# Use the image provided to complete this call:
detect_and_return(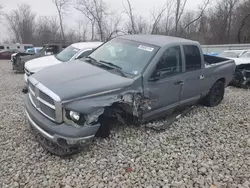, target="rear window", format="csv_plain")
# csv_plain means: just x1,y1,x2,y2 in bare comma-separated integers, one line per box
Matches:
0,46,4,49
183,45,201,72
